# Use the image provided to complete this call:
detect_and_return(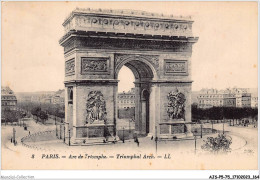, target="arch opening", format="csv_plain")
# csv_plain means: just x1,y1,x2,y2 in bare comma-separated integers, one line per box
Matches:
115,57,157,80
116,59,156,136
117,65,136,139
